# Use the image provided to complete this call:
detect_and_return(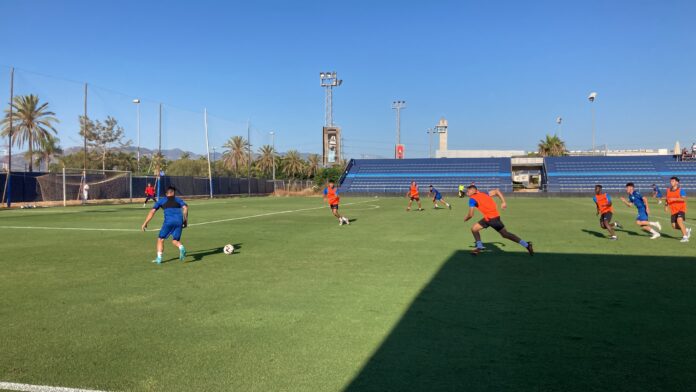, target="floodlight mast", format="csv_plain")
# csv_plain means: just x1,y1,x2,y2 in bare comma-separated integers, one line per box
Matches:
392,100,406,158
588,92,597,153
320,71,342,127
